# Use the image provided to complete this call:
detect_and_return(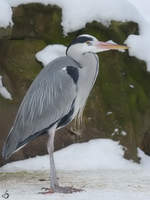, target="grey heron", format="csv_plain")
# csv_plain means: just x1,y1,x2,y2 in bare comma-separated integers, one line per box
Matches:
2,34,128,193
